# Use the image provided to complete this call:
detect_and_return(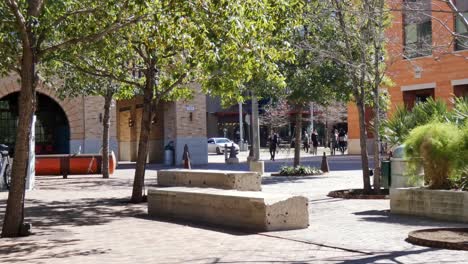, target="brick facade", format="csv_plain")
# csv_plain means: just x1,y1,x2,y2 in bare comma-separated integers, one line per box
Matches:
117,83,207,165
347,0,468,154
0,73,118,155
